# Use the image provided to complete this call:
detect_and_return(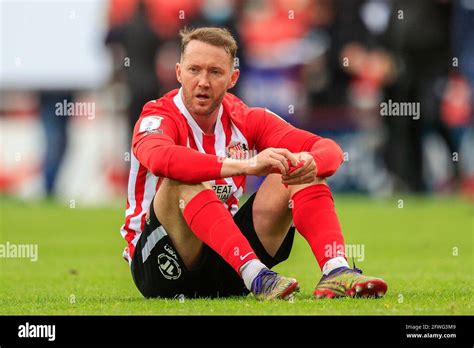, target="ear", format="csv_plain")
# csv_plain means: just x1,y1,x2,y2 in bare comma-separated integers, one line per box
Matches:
176,62,182,84
228,69,240,90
